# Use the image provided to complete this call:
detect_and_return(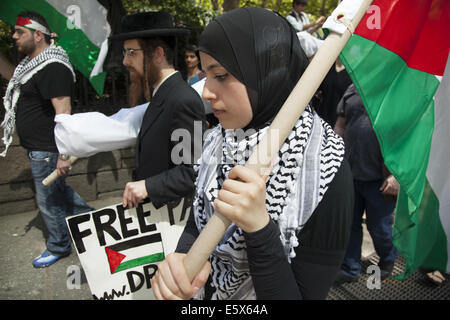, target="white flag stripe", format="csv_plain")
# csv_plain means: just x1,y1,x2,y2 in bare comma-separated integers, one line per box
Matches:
46,0,110,47
427,53,450,272
322,0,364,35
